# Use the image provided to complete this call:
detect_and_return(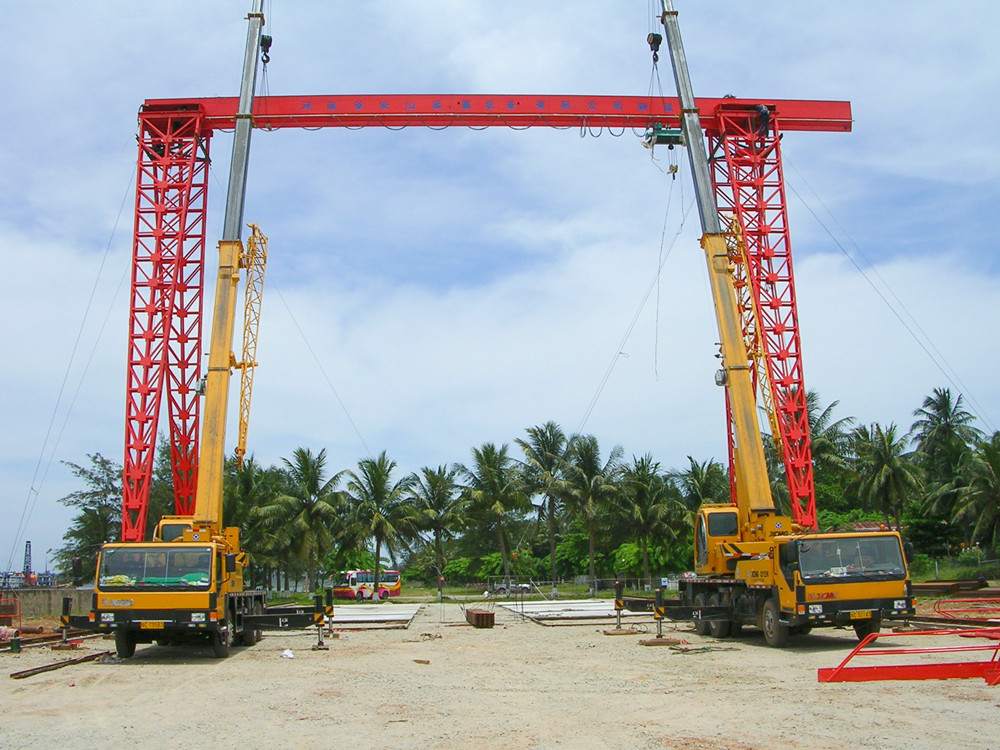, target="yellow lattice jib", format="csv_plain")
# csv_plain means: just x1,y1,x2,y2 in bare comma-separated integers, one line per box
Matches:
233,223,268,469
725,219,781,456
